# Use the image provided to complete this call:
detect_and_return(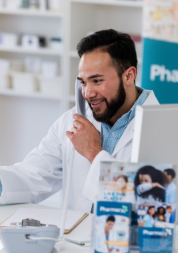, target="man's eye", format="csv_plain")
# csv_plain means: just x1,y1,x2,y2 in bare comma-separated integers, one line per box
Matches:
94,79,102,83
81,81,86,85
